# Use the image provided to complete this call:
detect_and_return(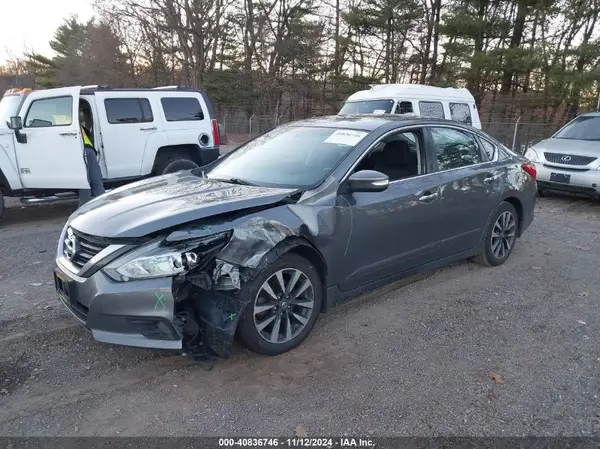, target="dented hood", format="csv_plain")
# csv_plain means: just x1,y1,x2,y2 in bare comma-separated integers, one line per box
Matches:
68,171,297,238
